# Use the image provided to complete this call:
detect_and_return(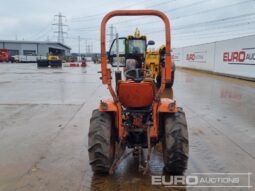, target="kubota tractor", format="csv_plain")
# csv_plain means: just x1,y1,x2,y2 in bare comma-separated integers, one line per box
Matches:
88,10,189,175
